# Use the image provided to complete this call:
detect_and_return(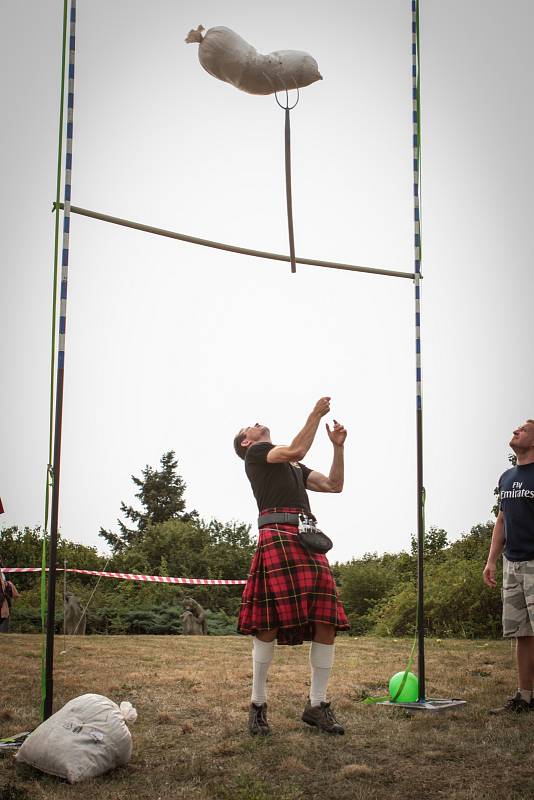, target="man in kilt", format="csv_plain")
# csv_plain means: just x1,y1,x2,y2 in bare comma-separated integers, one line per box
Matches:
234,397,349,735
